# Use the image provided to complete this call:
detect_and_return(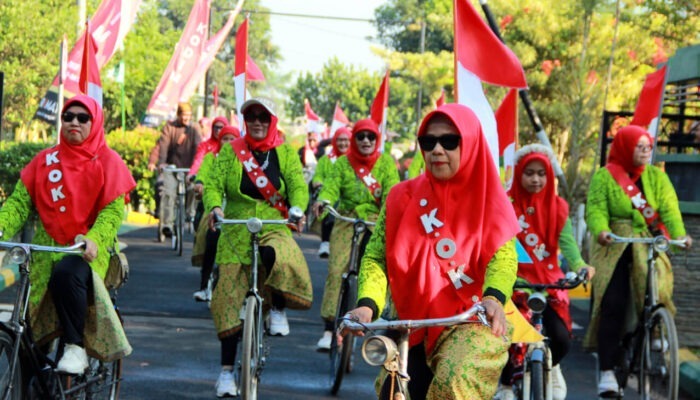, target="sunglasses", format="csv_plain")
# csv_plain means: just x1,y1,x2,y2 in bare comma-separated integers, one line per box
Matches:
61,112,91,124
355,132,377,142
244,112,271,124
418,134,461,151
